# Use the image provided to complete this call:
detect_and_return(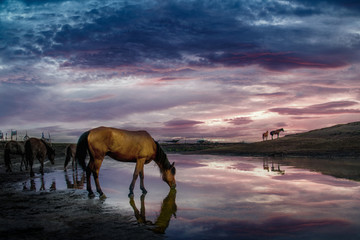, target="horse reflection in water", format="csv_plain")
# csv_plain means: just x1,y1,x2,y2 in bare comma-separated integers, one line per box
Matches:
64,170,86,189
4,140,27,172
263,158,285,175
75,127,176,198
129,189,177,234
22,177,56,192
